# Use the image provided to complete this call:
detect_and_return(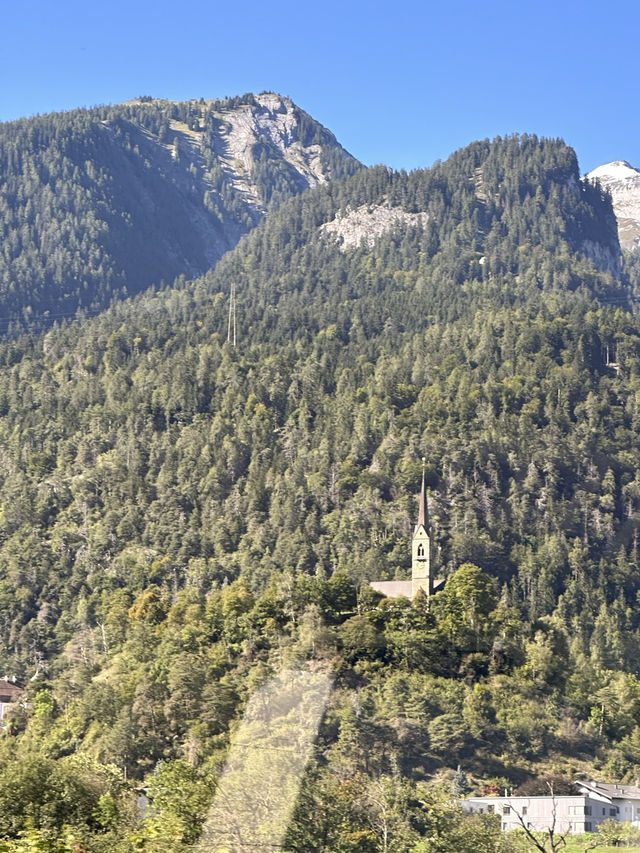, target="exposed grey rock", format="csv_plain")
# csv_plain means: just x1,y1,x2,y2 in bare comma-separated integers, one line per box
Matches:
580,238,621,277
320,204,428,250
